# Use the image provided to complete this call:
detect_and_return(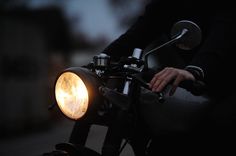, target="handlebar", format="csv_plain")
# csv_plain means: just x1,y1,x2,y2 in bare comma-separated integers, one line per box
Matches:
131,73,206,98
179,80,206,96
